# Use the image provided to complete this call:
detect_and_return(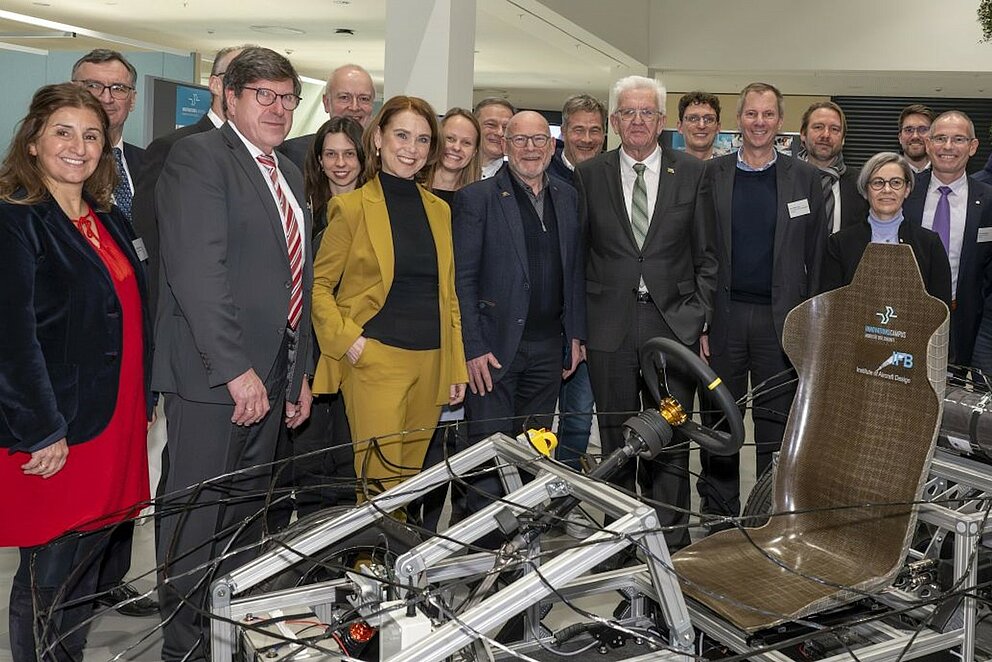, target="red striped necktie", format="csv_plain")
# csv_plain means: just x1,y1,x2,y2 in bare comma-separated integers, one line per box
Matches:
256,154,304,330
